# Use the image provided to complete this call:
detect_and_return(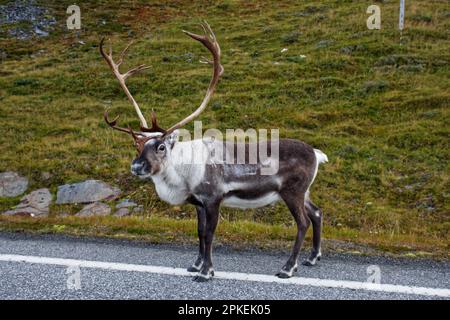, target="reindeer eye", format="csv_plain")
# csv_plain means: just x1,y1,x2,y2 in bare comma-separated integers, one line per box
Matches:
157,144,166,152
